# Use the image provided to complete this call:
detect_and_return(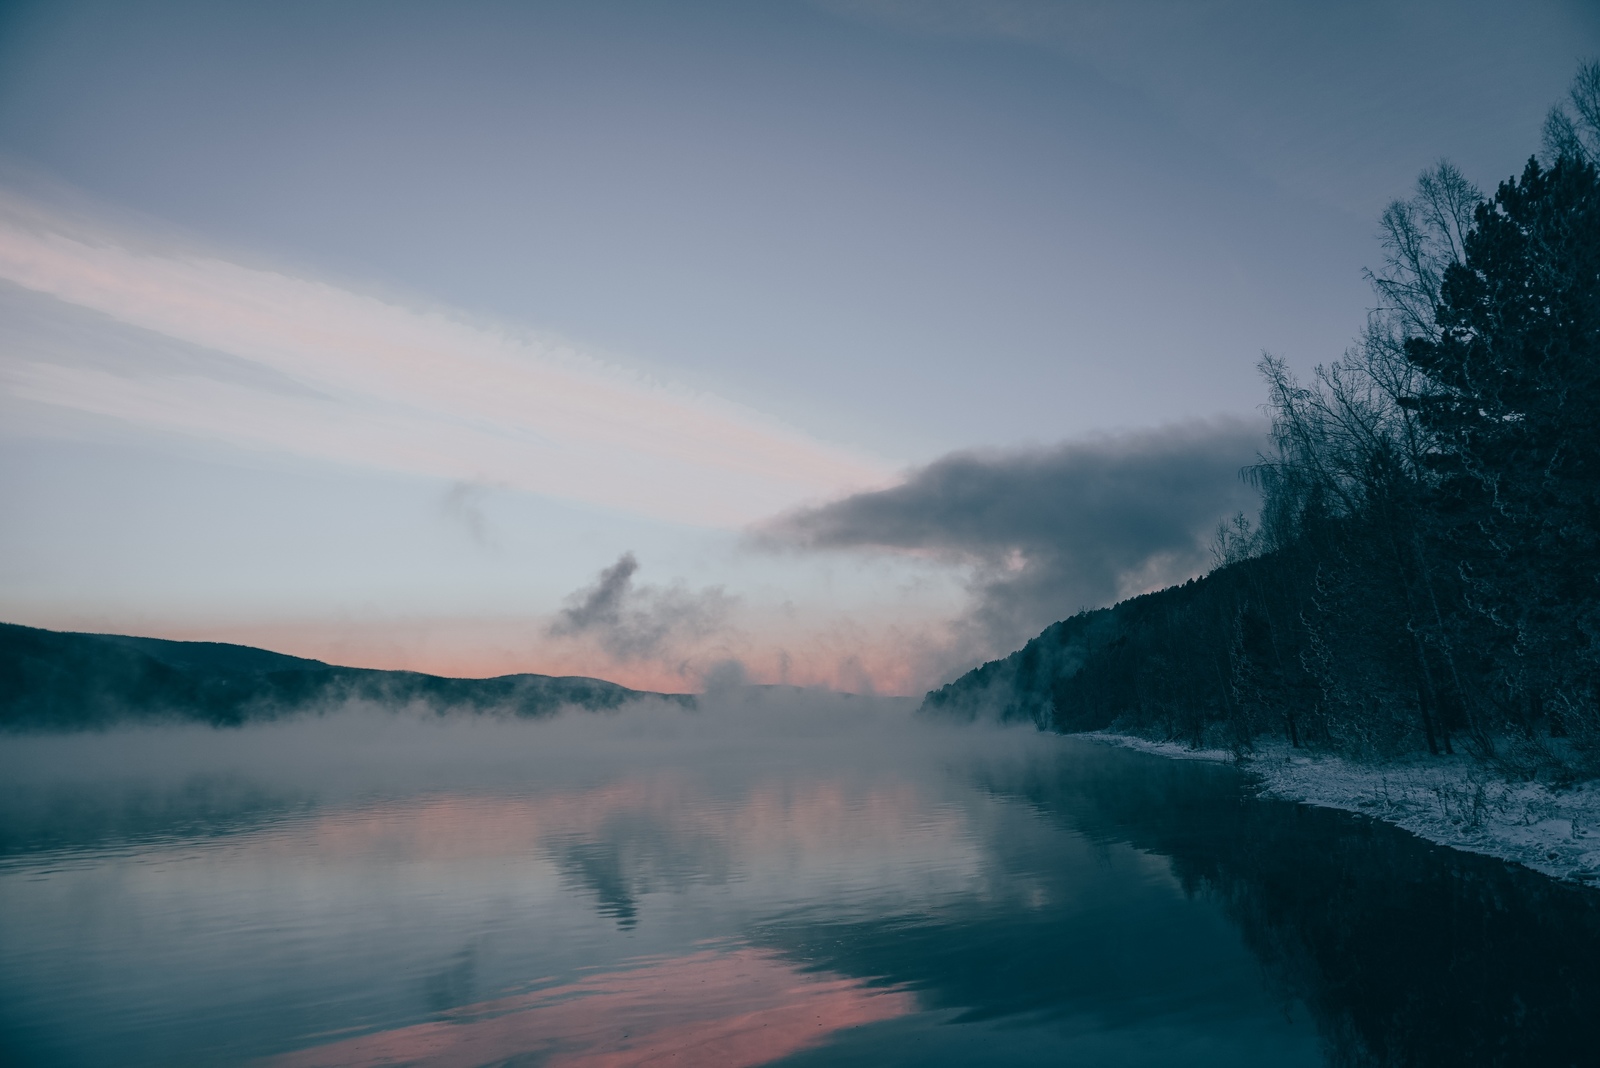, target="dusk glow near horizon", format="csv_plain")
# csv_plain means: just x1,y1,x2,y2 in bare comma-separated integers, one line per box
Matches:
1,0,1595,692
